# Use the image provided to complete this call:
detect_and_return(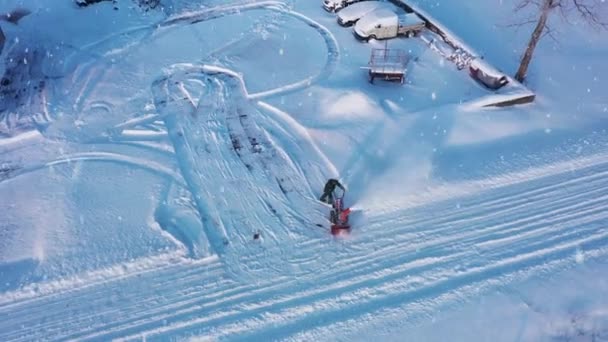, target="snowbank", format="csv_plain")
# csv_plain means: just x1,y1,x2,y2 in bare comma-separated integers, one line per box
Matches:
389,0,535,107
461,89,536,109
